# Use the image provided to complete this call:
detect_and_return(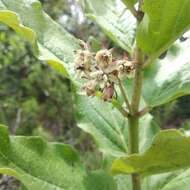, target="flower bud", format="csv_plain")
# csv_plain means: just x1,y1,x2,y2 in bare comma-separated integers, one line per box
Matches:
83,80,98,96
123,61,134,73
118,60,134,80
95,49,112,71
74,50,93,73
102,83,115,101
